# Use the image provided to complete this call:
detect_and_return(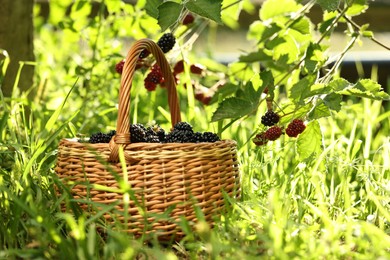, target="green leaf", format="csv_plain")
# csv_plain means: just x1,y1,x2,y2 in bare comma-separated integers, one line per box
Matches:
336,79,390,100
185,0,222,24
346,0,368,16
297,120,323,160
260,0,301,20
157,1,183,31
210,83,239,104
212,81,261,122
289,75,317,103
221,0,244,29
145,0,161,19
290,16,311,35
308,101,331,120
239,50,271,63
328,78,350,91
323,93,342,111
211,97,253,122
316,0,340,11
